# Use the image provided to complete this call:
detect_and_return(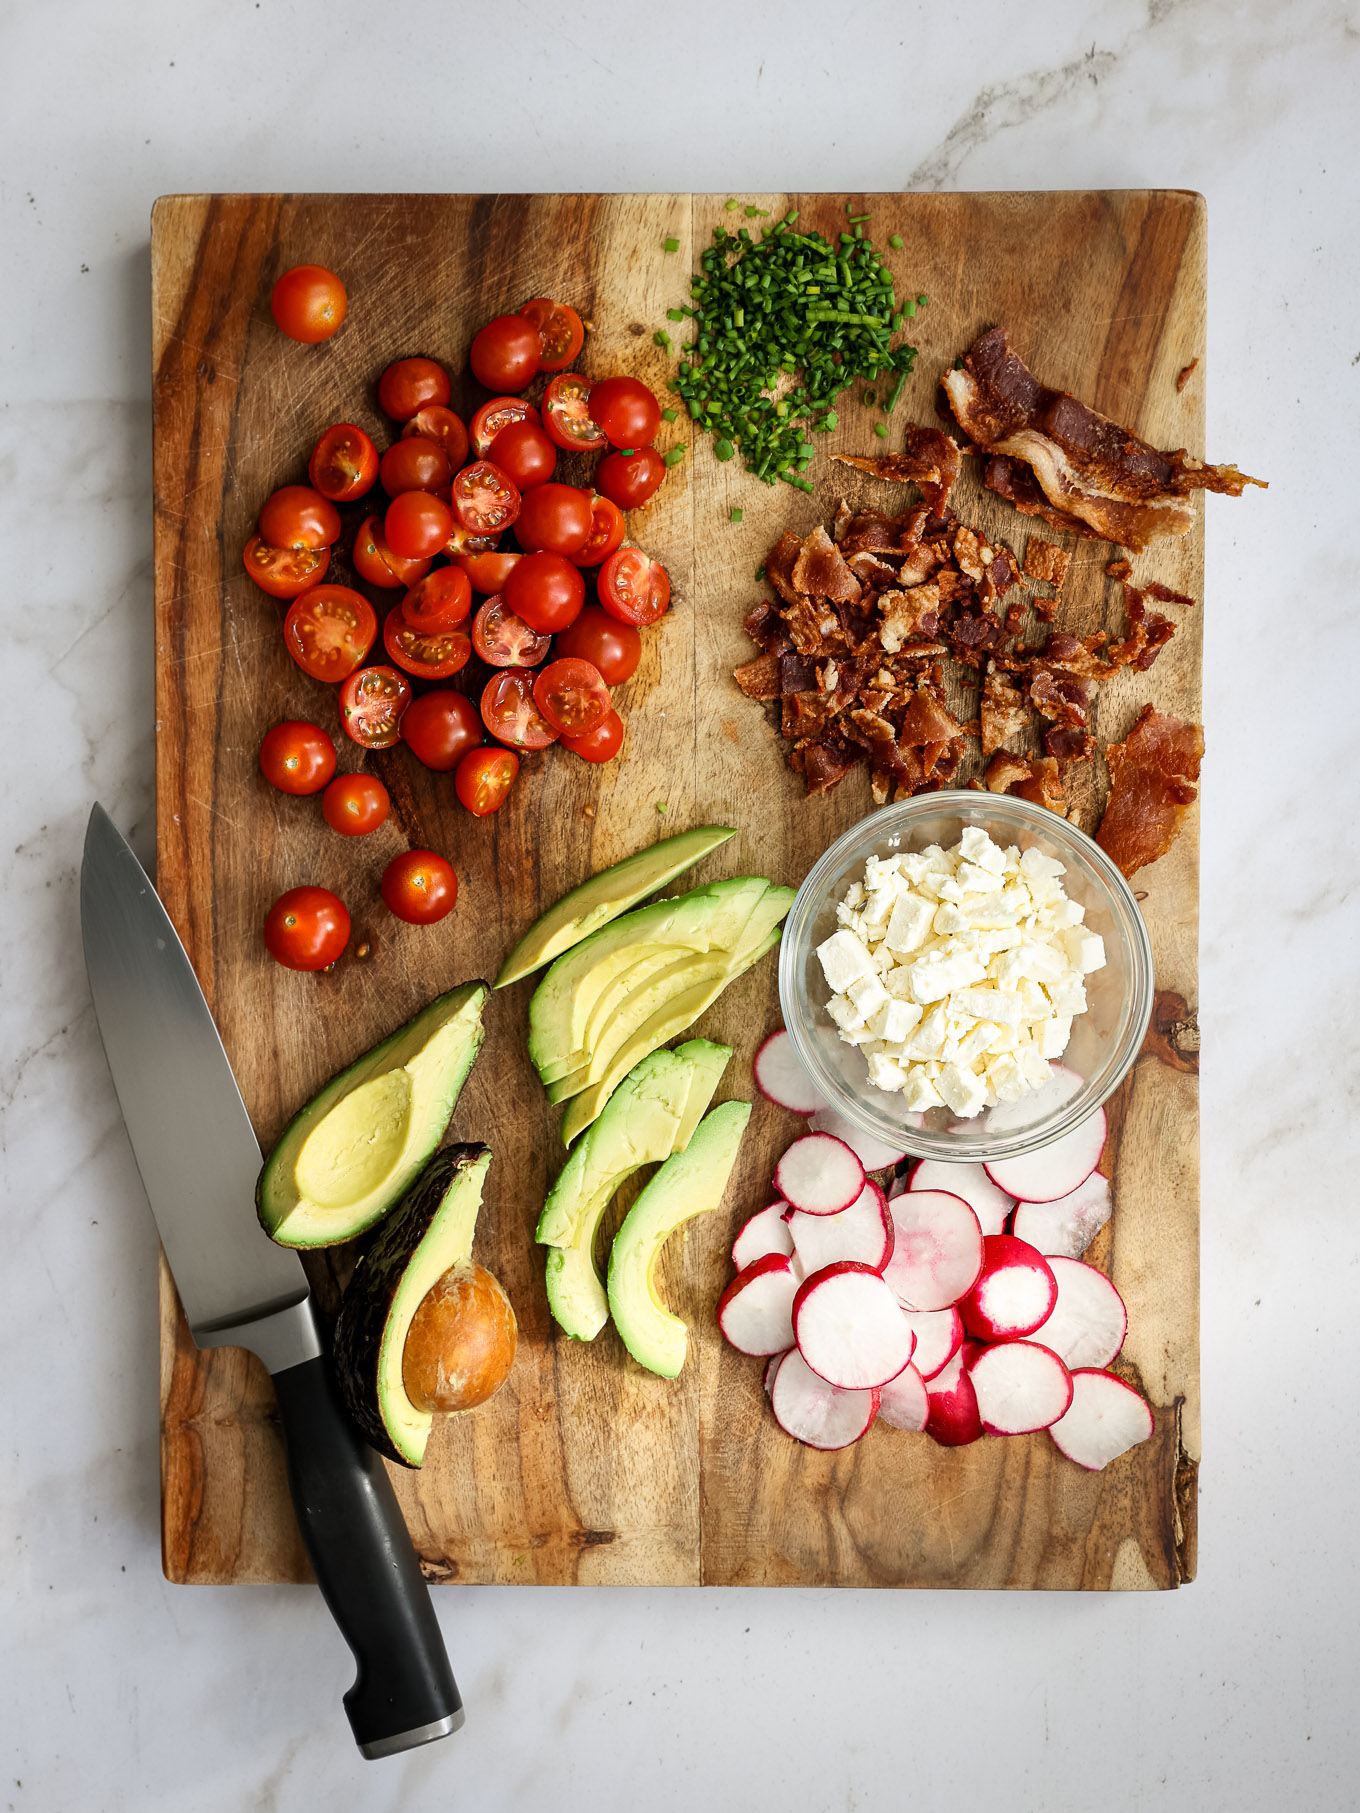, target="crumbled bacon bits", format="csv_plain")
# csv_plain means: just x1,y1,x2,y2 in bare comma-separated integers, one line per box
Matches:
1023,538,1071,589
1096,706,1205,878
